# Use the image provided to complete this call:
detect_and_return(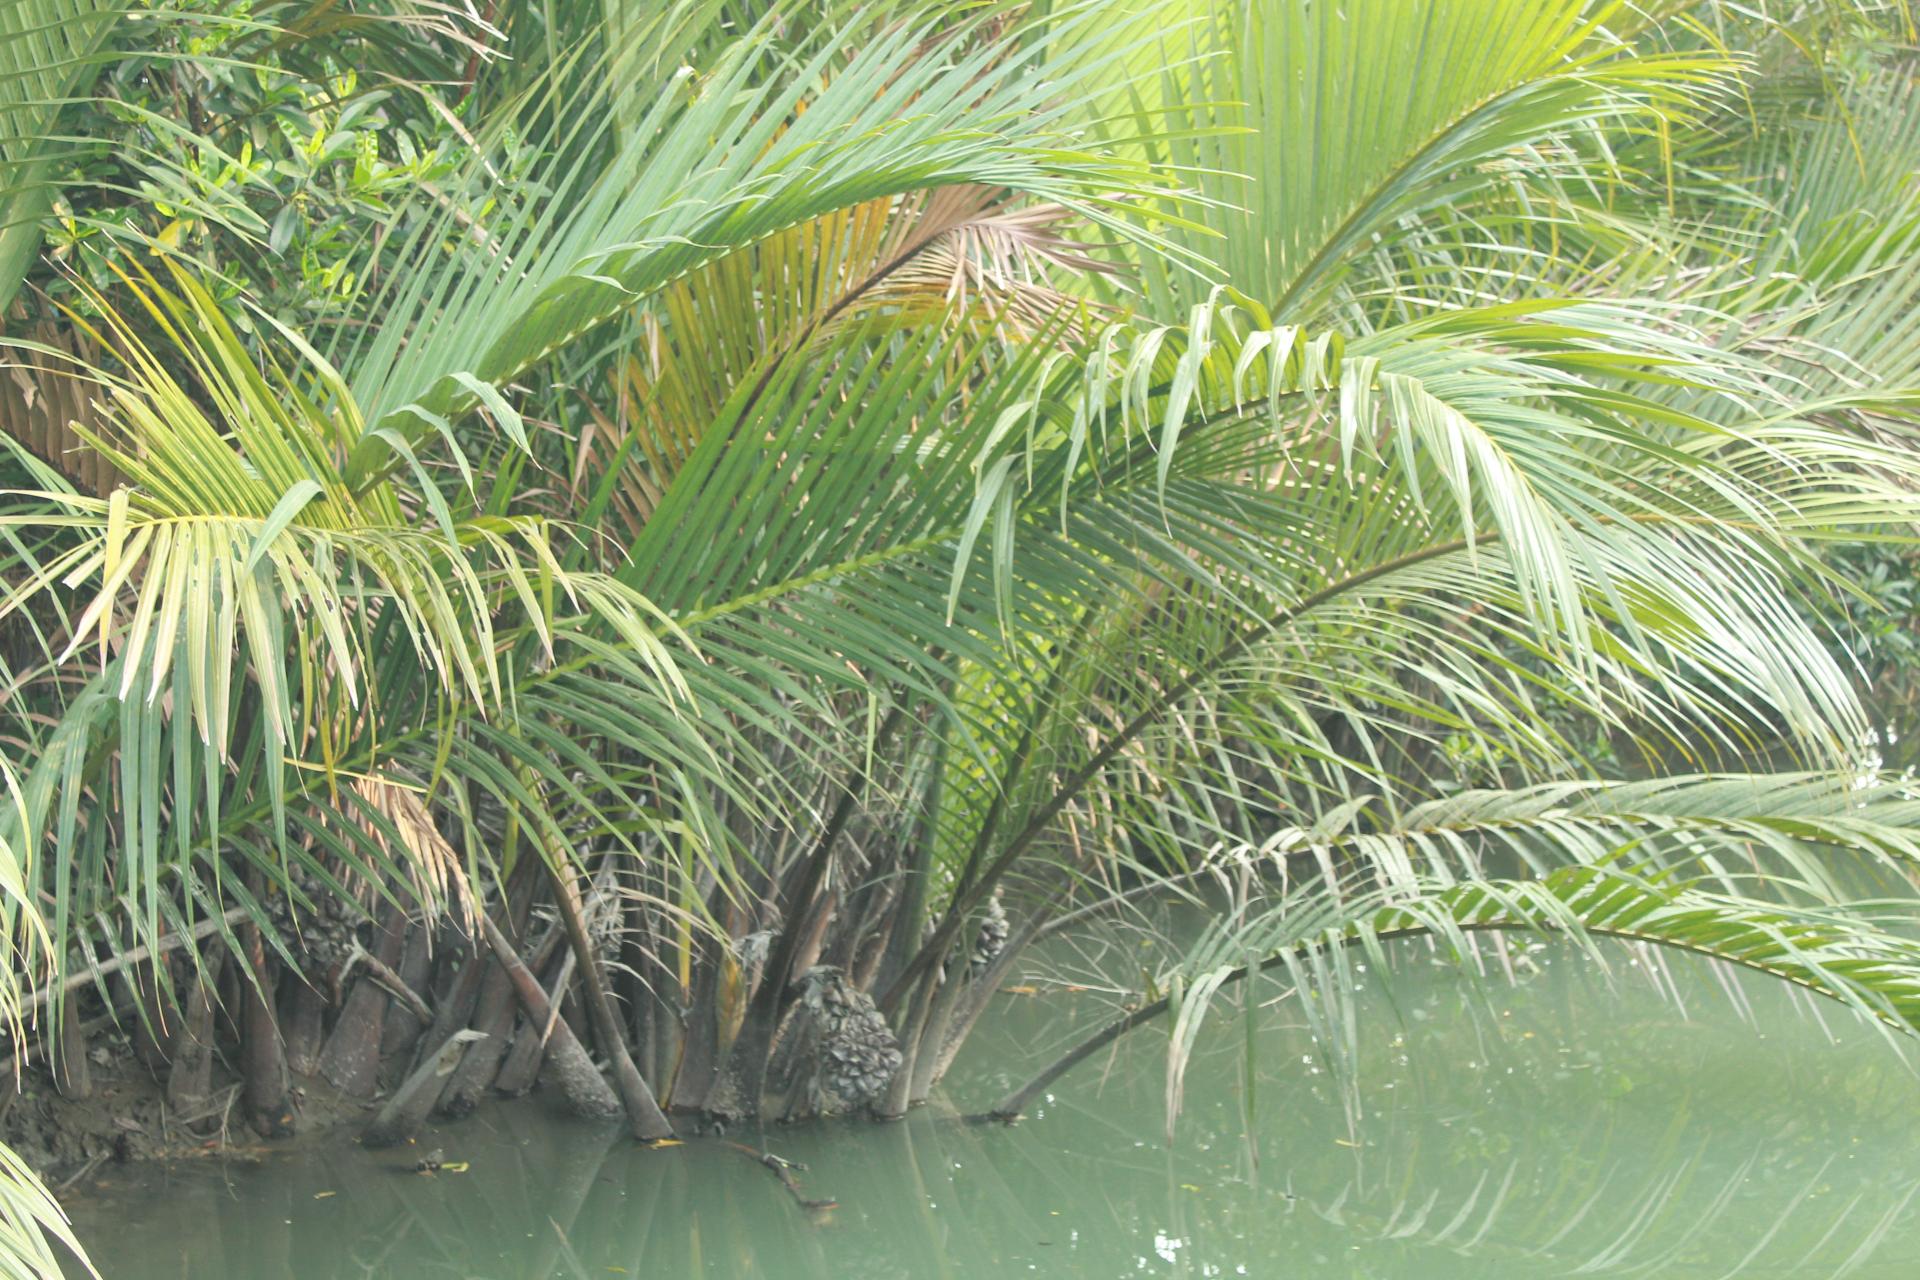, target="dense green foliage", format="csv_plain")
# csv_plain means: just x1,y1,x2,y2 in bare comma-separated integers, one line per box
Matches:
4,1,1920,1274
